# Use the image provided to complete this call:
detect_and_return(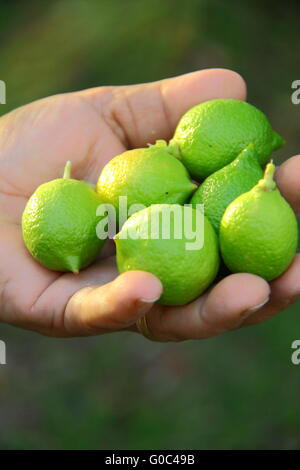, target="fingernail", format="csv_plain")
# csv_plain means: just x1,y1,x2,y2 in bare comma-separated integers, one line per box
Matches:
139,277,163,304
140,295,161,304
243,296,270,318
